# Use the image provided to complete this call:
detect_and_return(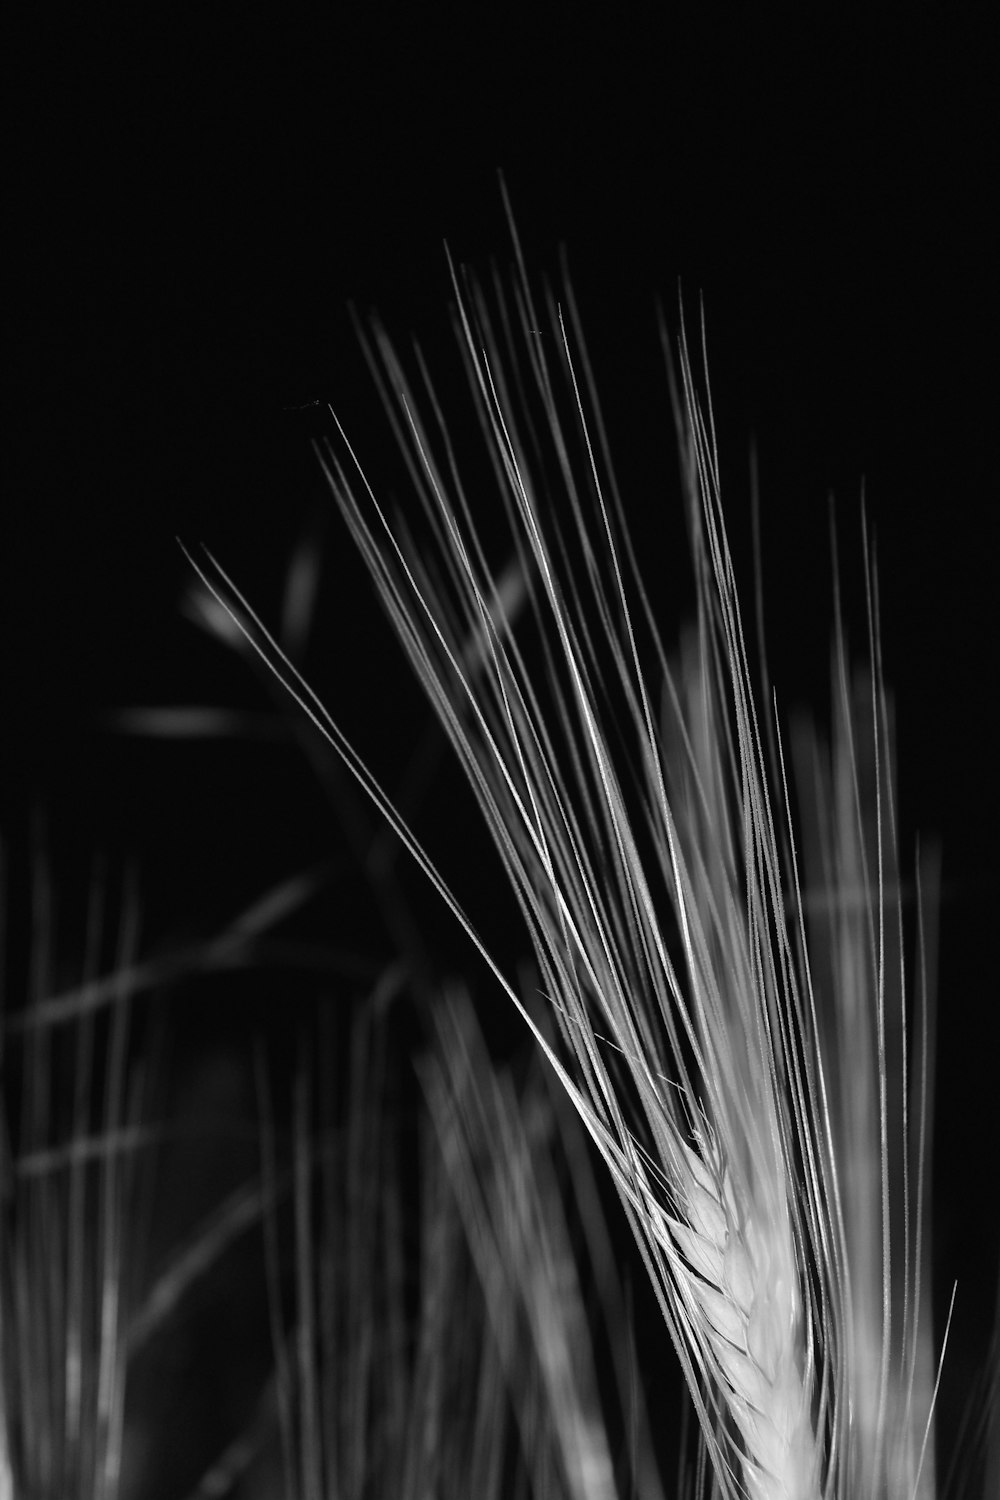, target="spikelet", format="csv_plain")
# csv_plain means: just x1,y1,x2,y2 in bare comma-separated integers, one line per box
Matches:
188,211,944,1496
